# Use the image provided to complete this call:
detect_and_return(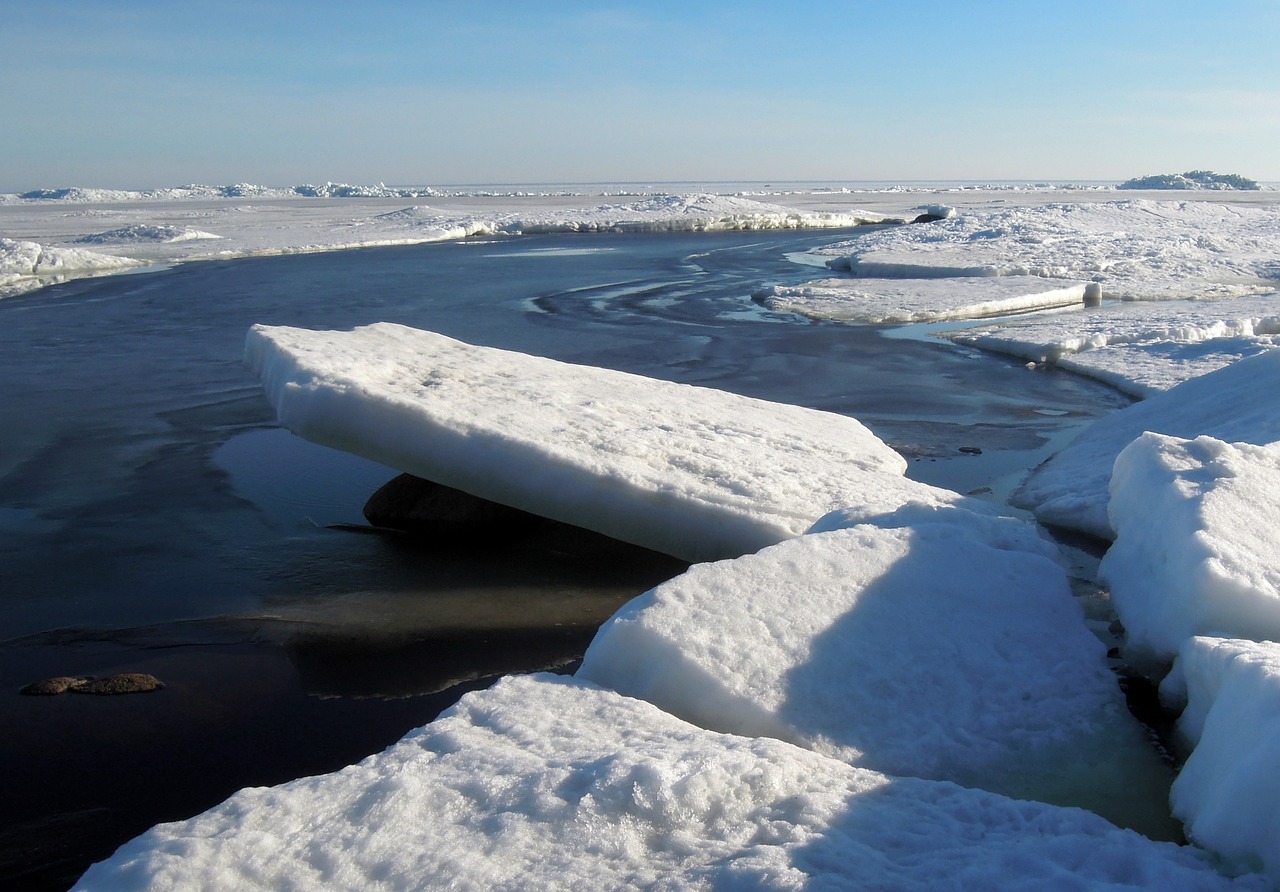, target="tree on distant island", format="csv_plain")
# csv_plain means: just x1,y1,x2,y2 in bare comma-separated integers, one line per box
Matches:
1118,170,1260,190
